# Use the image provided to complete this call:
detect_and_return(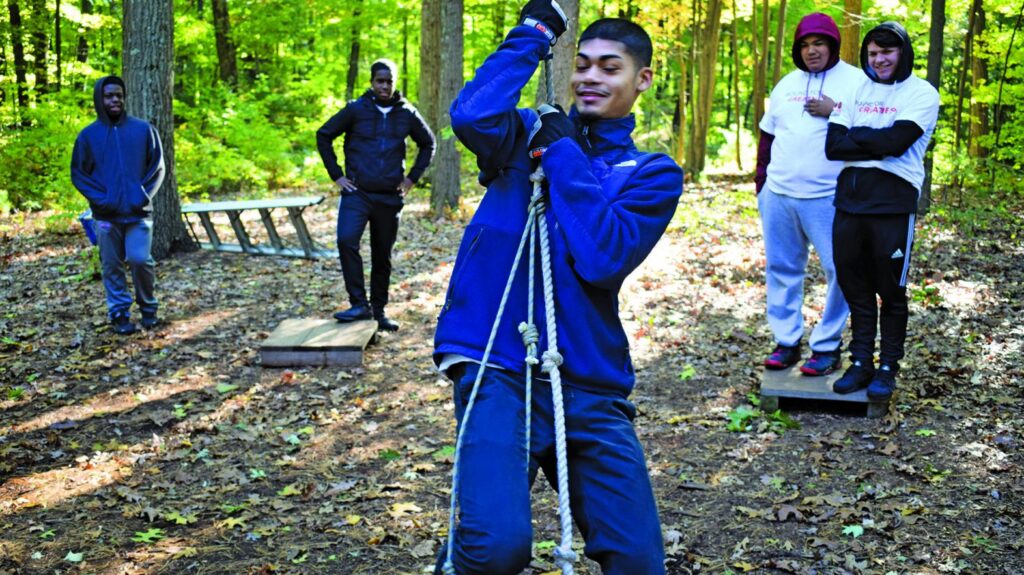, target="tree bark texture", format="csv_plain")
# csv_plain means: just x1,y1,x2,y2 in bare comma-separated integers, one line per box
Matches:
418,0,441,165
732,9,742,171
76,0,91,65
123,0,193,259
771,0,786,86
431,0,463,214
840,0,862,65
344,0,362,101
675,37,687,166
751,0,769,134
211,0,238,86
535,0,578,110
686,0,724,175
969,4,988,158
920,0,946,213
54,0,61,90
30,0,47,94
8,0,29,109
